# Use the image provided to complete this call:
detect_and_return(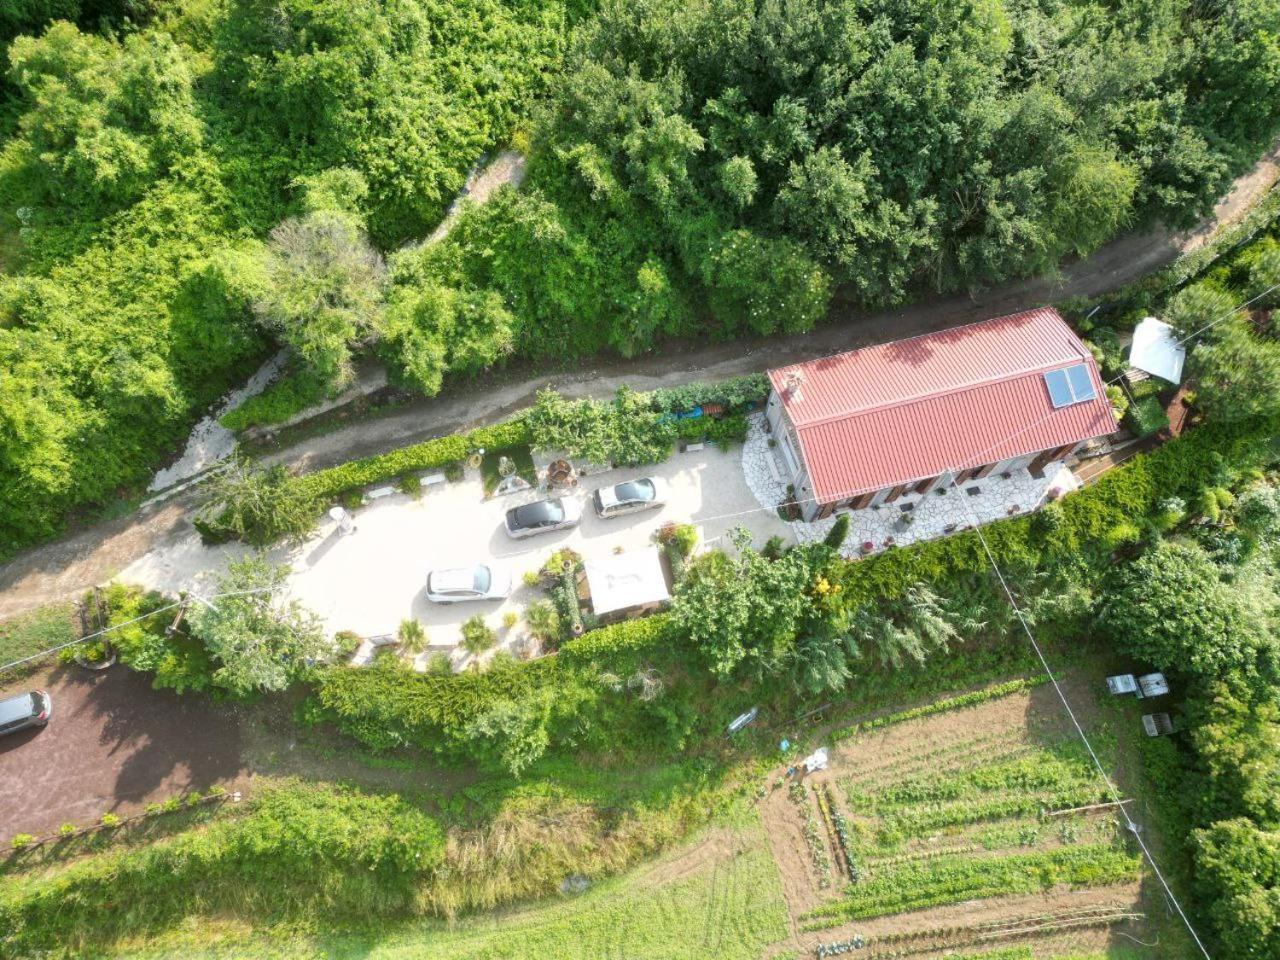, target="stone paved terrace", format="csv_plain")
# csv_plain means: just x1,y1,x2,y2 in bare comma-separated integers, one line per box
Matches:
741,413,1080,557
